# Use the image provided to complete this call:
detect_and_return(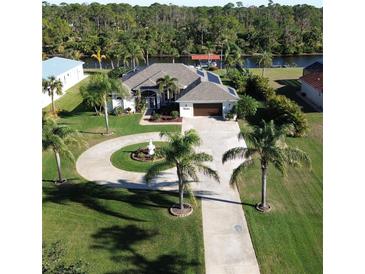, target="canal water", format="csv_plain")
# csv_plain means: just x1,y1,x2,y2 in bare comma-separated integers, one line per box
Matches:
81,54,323,69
